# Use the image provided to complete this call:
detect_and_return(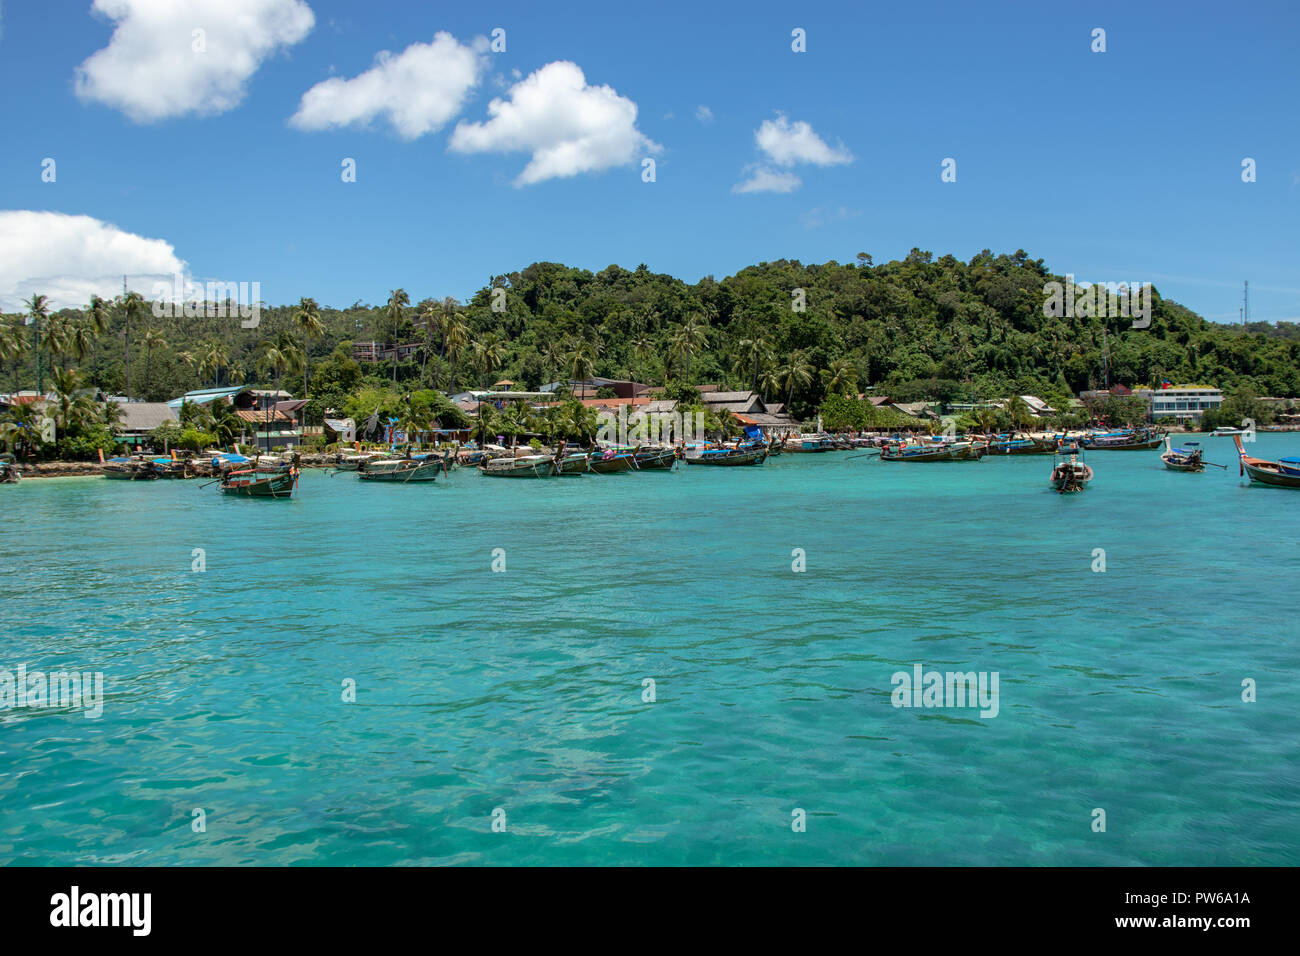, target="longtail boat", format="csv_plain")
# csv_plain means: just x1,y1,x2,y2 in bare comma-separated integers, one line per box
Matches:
0,454,20,483
880,440,980,462
1232,435,1300,488
1082,427,1164,450
357,457,440,482
479,454,557,478
100,455,159,479
553,452,589,475
1161,437,1205,473
219,461,298,497
684,444,768,466
984,435,1057,455
586,450,637,474
1050,443,1093,493
782,434,837,453
632,447,678,470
